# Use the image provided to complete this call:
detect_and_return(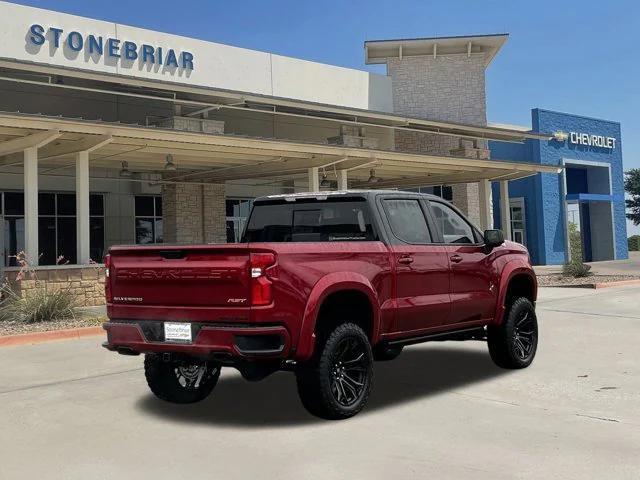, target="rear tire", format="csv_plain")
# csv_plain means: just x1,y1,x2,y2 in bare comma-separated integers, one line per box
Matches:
487,297,538,369
373,345,403,361
296,323,373,420
144,354,220,404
